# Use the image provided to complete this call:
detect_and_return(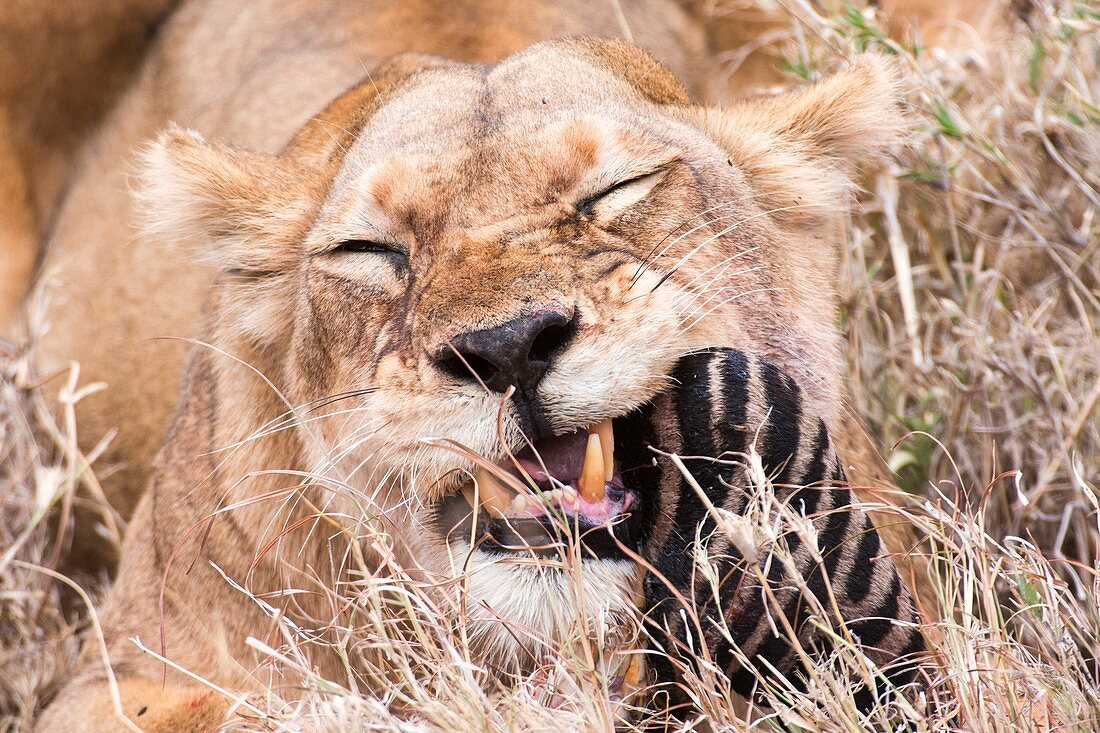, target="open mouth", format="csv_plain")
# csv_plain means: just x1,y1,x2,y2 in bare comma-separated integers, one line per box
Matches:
436,412,656,561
